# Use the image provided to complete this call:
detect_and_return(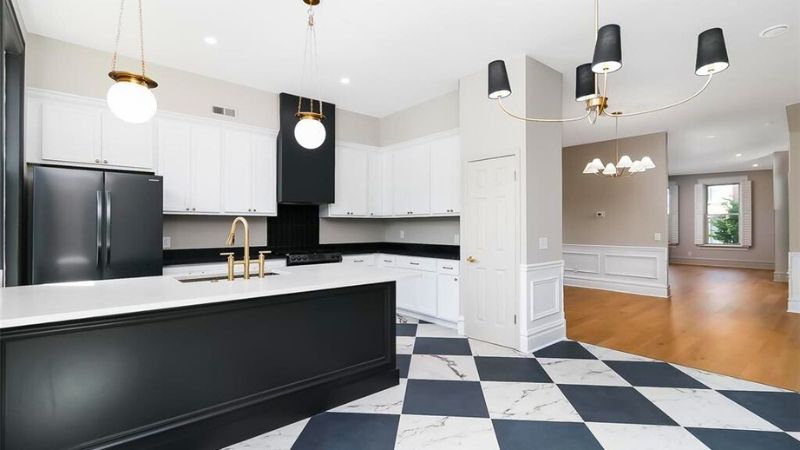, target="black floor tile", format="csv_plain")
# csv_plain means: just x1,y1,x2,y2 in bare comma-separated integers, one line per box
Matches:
687,428,800,450
413,337,472,355
534,341,597,360
474,356,552,383
493,420,604,450
719,391,800,432
292,412,399,450
403,379,489,418
605,361,709,389
396,323,417,337
397,354,411,379
558,384,678,426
